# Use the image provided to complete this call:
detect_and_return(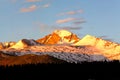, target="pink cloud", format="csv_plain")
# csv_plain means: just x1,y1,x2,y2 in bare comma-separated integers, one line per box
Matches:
26,0,42,2
56,18,76,24
66,11,76,15
58,9,84,16
42,4,50,8
77,9,84,13
20,5,38,13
